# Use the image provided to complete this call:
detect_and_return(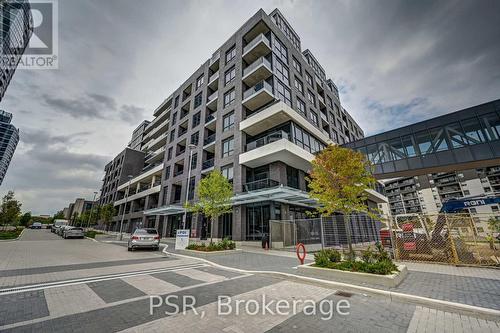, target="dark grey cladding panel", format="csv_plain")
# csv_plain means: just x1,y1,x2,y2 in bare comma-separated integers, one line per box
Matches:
453,147,475,163
470,143,494,160
407,157,424,171
491,141,500,157
410,121,427,132
394,159,409,173
381,161,395,174
421,154,439,168
435,150,455,166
